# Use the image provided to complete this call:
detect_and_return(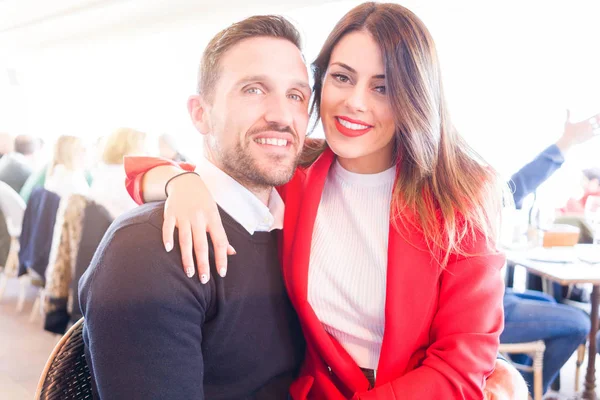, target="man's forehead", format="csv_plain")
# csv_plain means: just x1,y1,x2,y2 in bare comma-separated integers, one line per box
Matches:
218,37,308,83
